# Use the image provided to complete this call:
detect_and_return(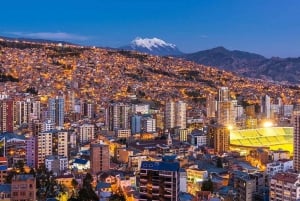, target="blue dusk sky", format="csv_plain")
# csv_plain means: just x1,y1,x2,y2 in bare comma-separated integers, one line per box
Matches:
0,0,299,57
